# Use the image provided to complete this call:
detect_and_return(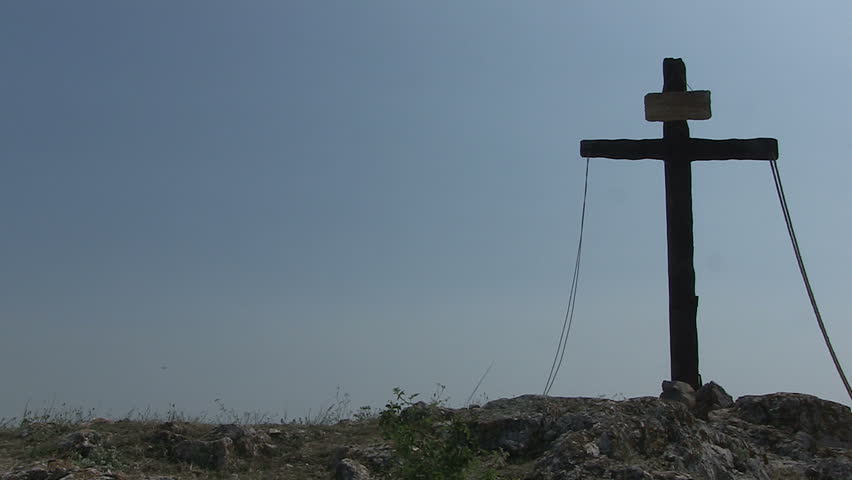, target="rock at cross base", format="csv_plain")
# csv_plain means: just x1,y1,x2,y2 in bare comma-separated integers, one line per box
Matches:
172,437,233,469
694,381,734,419
660,380,696,408
463,393,852,479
